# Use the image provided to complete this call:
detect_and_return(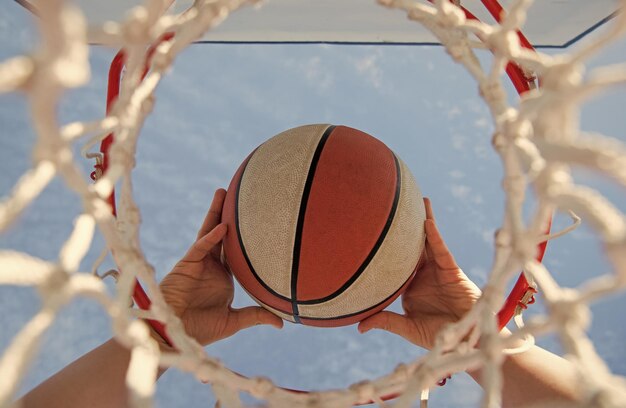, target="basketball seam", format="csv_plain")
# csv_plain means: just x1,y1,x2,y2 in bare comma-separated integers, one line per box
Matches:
235,150,293,304
296,152,402,305
298,262,419,320
290,125,335,323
